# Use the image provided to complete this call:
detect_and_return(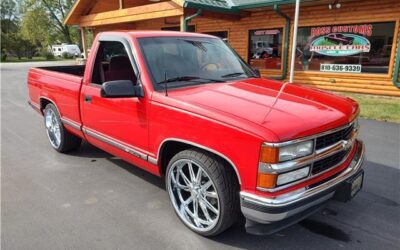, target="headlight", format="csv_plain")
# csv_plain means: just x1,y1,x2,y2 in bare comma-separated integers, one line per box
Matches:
277,166,310,186
279,140,314,162
257,140,314,189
